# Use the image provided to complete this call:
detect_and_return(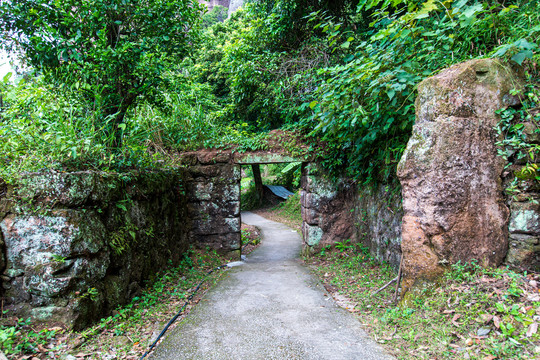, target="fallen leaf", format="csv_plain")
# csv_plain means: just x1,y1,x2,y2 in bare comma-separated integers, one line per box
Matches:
477,314,493,323
527,322,538,337
477,327,491,337
483,356,496,360
452,314,461,327
493,316,501,329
